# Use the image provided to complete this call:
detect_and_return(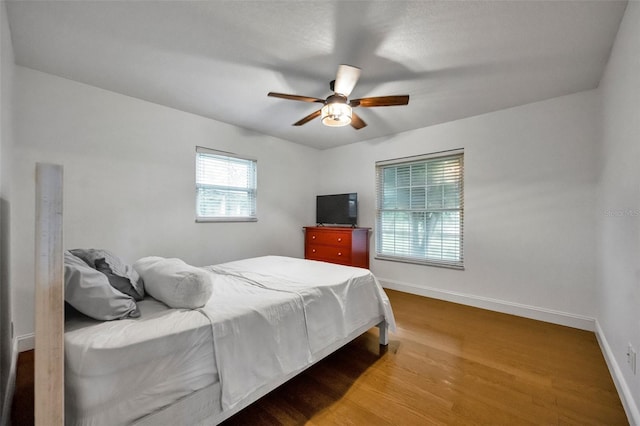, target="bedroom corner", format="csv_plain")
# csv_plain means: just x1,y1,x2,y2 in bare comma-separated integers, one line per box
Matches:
0,1,17,425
